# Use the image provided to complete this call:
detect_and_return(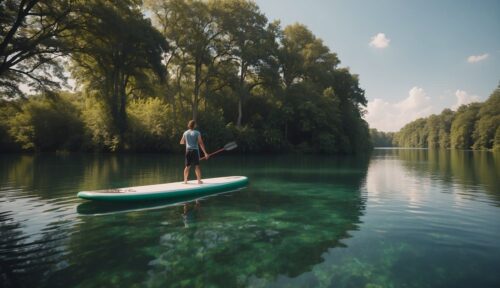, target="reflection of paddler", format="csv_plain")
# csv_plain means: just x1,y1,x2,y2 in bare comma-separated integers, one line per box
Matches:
182,200,201,228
